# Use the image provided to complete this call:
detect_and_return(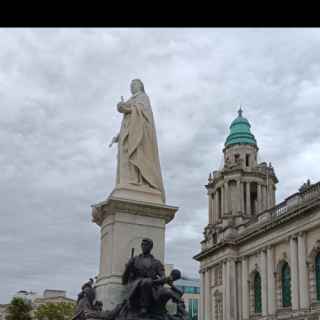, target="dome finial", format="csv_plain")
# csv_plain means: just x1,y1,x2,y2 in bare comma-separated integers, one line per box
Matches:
238,106,243,117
